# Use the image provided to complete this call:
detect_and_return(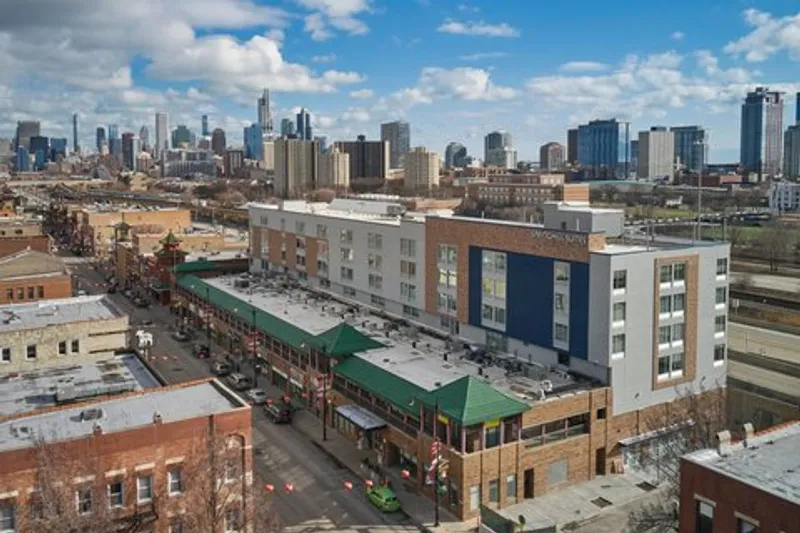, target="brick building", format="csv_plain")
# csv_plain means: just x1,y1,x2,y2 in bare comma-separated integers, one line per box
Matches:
0,249,73,304
467,182,589,207
679,422,800,533
0,379,254,533
0,221,51,258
